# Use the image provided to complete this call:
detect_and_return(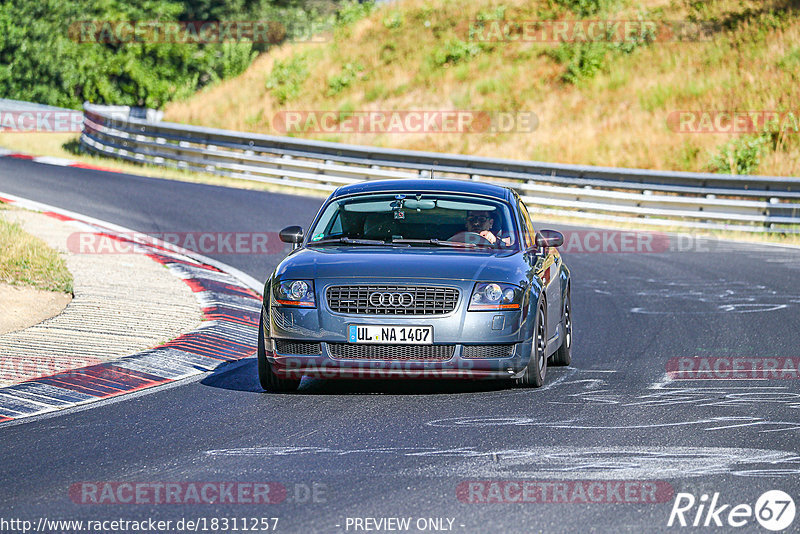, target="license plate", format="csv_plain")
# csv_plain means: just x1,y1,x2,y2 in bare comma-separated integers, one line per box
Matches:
348,325,433,344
